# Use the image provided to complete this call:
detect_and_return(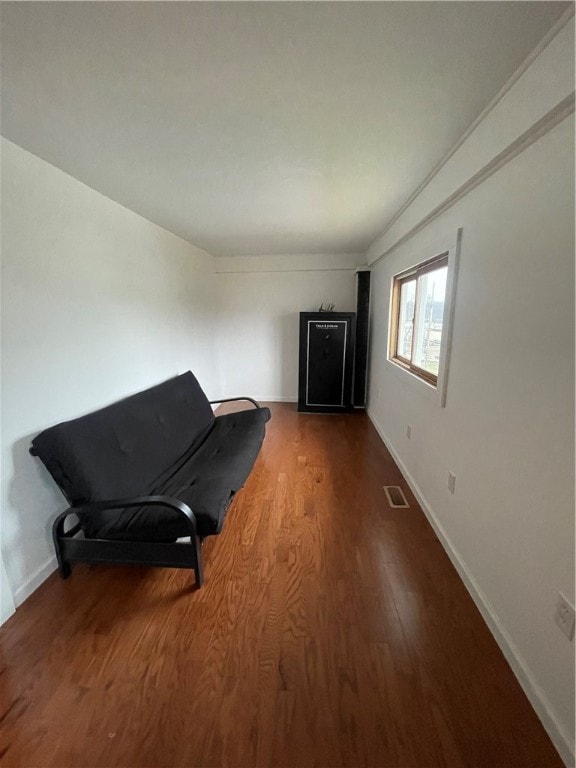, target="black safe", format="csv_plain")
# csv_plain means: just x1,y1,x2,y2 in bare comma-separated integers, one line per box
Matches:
298,312,355,413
